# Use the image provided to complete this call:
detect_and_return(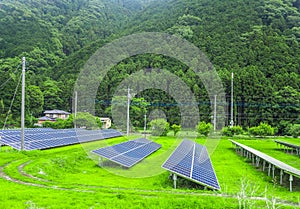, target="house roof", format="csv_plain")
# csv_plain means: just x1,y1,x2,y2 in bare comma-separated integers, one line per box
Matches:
38,116,56,121
44,110,71,115
100,117,110,121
